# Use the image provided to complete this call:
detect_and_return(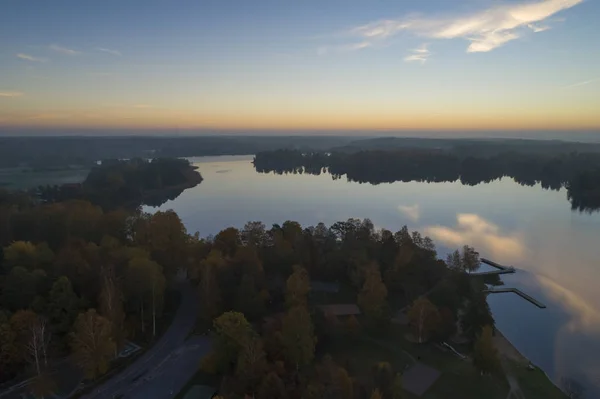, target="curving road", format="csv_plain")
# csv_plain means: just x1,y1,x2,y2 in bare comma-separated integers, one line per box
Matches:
80,276,200,399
